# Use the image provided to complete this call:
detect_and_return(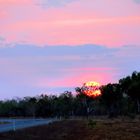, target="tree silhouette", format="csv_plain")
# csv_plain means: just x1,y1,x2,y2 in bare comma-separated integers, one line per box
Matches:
100,83,122,117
